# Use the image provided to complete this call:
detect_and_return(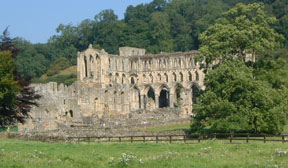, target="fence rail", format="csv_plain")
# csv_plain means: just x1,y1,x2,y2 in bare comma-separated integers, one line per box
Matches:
66,133,288,144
